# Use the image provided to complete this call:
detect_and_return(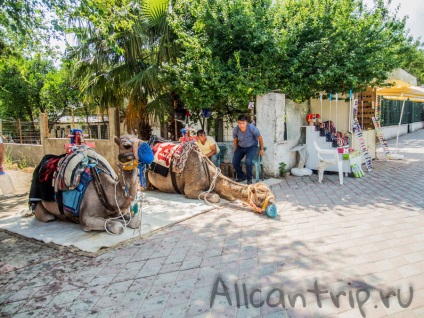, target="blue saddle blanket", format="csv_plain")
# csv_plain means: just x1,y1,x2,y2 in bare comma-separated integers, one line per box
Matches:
62,167,92,216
